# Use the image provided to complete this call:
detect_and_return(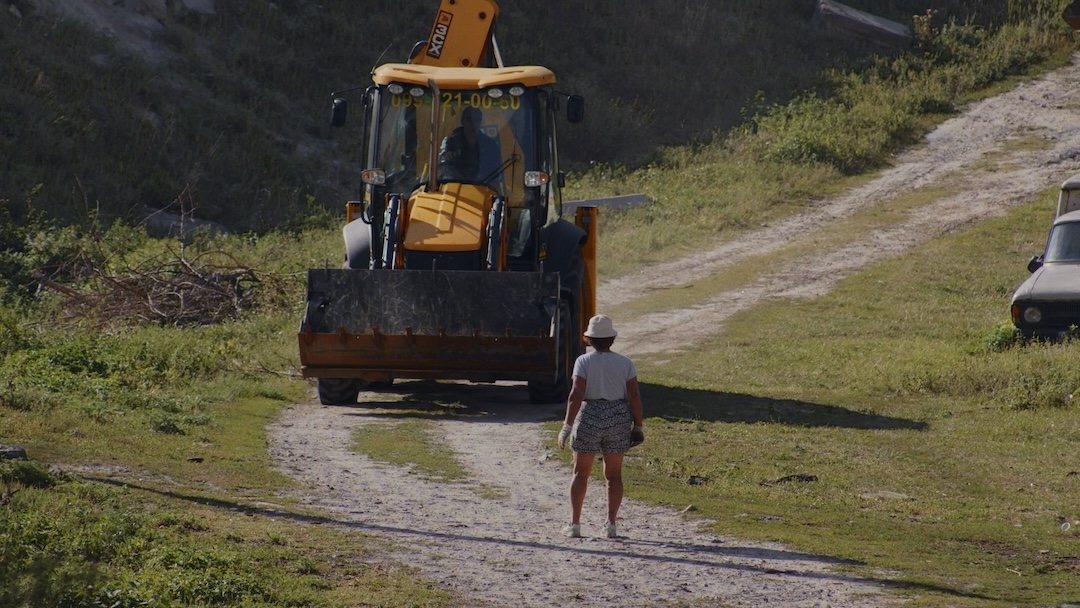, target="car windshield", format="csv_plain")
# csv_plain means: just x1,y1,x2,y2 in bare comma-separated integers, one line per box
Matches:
1044,221,1080,262
372,86,537,204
